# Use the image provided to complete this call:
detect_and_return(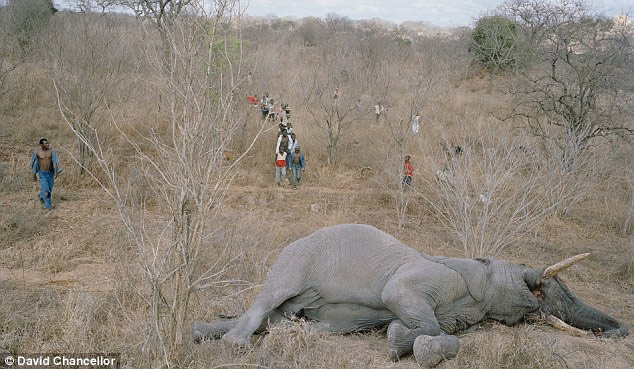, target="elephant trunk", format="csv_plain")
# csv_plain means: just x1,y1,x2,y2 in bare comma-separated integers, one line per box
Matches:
559,300,628,338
